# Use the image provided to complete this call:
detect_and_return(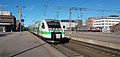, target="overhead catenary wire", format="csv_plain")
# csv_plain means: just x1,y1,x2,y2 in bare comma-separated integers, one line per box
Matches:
44,5,120,13
44,5,120,34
